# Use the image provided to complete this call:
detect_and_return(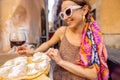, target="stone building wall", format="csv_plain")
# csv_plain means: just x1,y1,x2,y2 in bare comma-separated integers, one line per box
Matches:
0,0,47,52
91,0,120,49
100,0,120,49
